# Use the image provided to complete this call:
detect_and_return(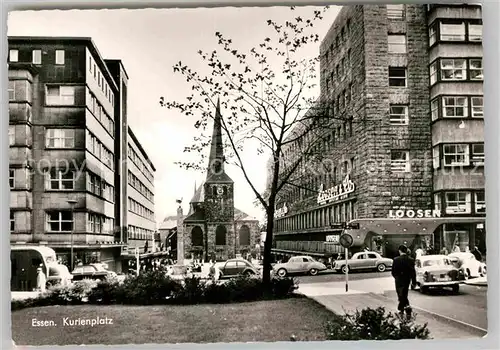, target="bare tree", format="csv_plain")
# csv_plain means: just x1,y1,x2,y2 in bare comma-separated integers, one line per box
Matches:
160,6,338,286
